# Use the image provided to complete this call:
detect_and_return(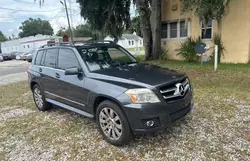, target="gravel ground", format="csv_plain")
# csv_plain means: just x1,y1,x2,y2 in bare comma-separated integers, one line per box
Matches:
0,62,250,160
